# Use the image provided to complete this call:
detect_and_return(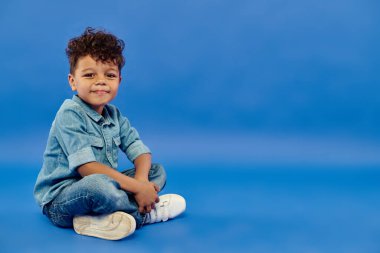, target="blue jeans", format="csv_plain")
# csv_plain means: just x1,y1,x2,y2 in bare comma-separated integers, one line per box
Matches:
43,164,166,229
